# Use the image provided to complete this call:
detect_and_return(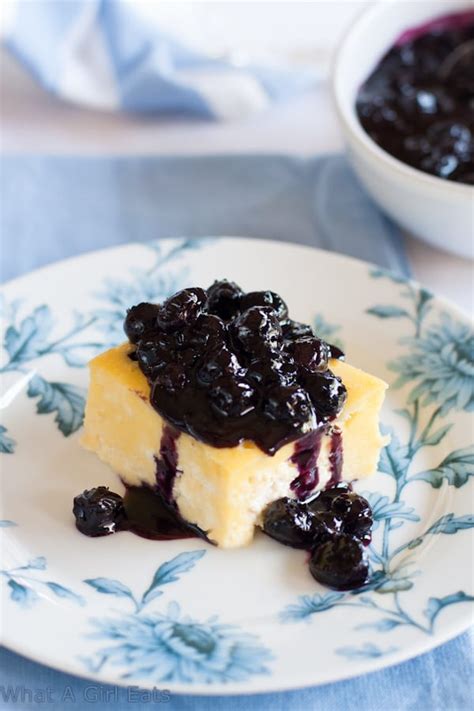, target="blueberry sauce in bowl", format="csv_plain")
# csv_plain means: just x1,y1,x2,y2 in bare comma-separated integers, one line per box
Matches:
356,9,474,184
